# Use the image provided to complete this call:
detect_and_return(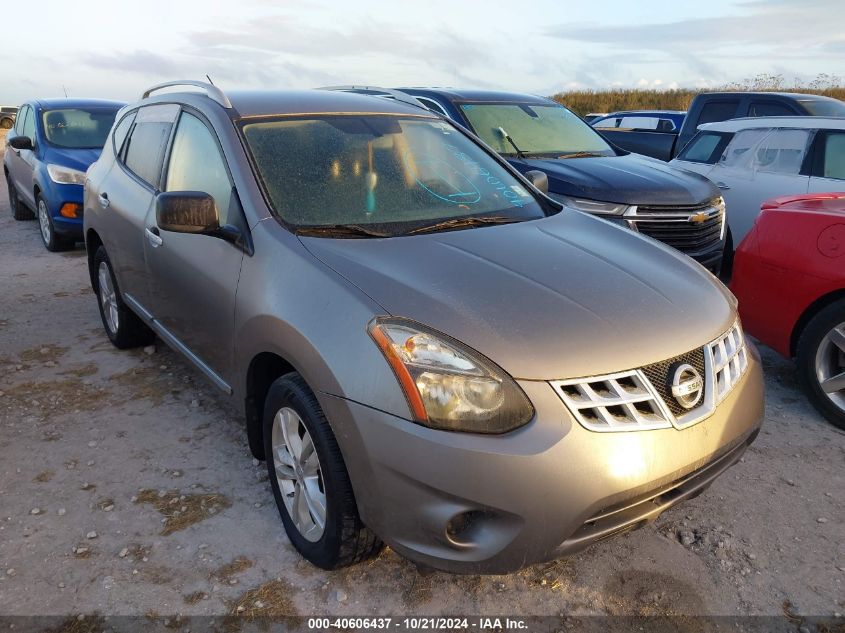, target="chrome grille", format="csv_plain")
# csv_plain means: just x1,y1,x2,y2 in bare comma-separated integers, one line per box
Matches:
626,198,725,256
710,321,749,402
552,370,671,432
552,320,748,432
